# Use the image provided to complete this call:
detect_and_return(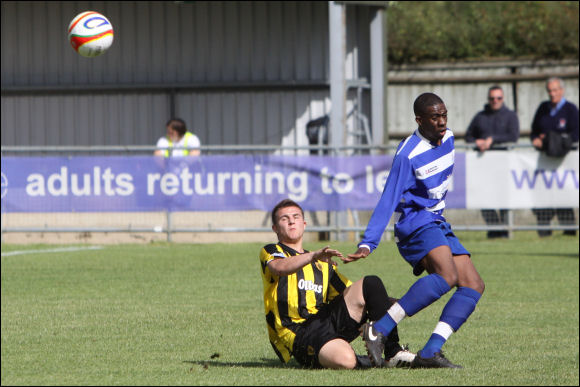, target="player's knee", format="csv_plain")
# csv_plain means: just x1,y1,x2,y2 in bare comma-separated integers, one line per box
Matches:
320,350,357,370
442,271,459,288
474,278,485,294
362,275,387,300
335,350,357,369
464,272,485,294
319,341,358,369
